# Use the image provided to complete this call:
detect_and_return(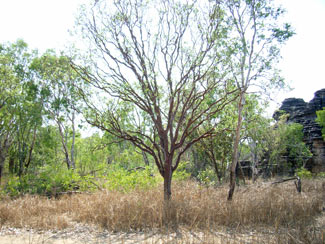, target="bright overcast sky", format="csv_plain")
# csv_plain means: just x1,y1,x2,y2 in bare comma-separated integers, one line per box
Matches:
0,0,324,108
